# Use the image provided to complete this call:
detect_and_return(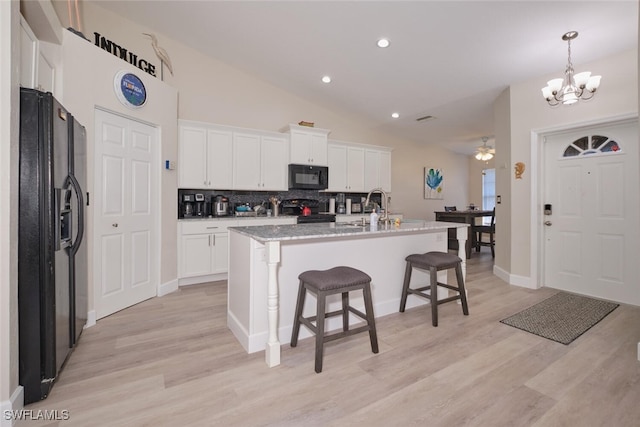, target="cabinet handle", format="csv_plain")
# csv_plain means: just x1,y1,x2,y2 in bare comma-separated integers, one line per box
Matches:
208,235,212,246
213,234,216,245
206,226,219,229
